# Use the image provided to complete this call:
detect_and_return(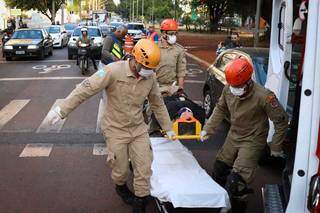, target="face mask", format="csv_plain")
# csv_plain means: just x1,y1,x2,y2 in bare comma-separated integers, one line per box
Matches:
167,35,177,44
139,68,154,78
230,86,245,96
